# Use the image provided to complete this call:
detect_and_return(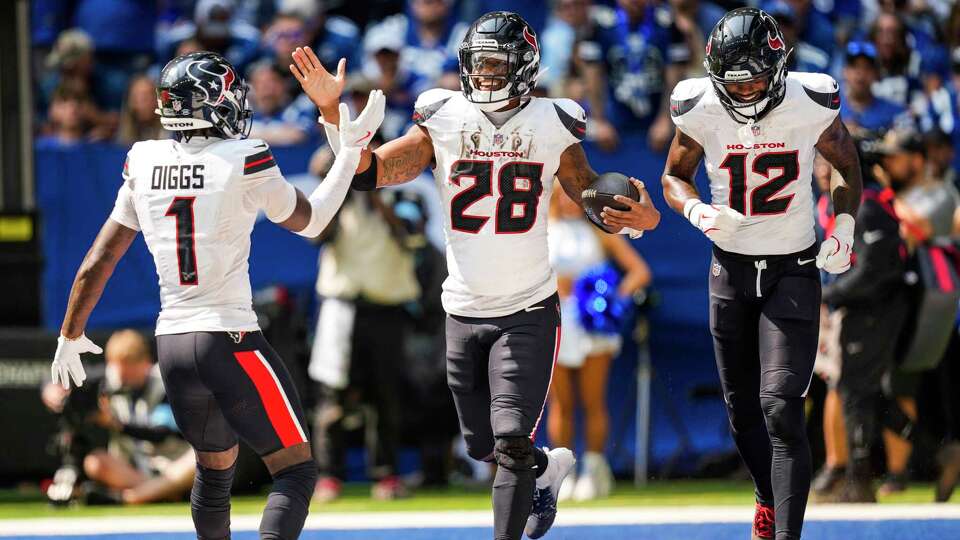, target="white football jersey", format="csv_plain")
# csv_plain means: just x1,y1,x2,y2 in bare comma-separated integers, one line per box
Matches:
670,72,841,255
413,89,587,317
109,137,297,335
